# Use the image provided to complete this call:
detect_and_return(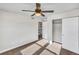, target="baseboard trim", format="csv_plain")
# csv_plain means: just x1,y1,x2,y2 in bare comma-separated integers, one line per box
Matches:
60,48,79,55
0,39,39,54
52,41,62,44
